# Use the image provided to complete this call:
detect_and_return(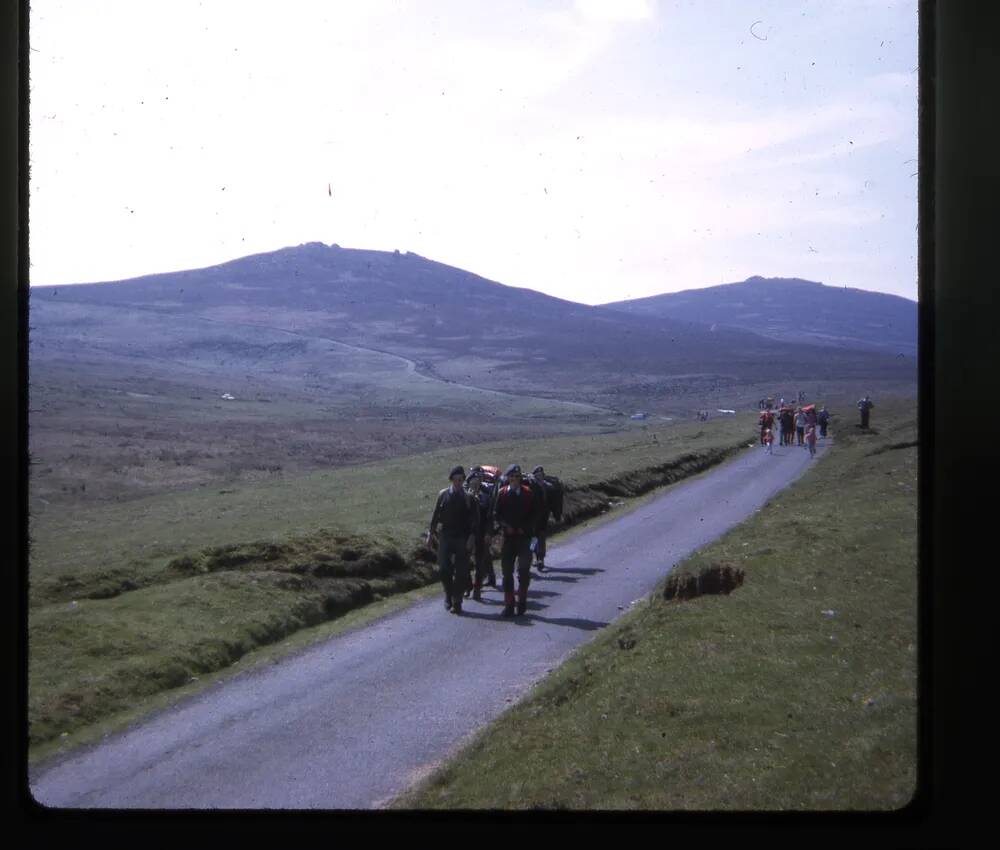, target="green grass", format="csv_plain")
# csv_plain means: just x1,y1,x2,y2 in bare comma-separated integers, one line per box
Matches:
29,412,759,753
396,398,918,810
